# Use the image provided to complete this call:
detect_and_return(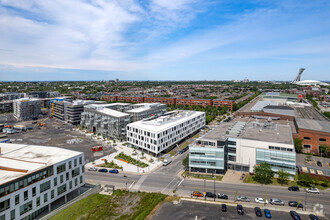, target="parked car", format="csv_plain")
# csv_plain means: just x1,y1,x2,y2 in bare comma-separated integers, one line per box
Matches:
264,209,272,218
221,204,227,212
88,167,97,171
179,150,184,154
240,173,246,180
288,201,303,208
290,211,301,220
317,161,322,167
288,186,300,191
205,192,216,198
98,168,107,173
236,196,250,202
306,187,319,194
255,197,268,204
270,198,284,206
218,193,228,199
254,207,262,217
109,169,119,174
192,191,204,197
309,214,319,220
237,204,244,215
